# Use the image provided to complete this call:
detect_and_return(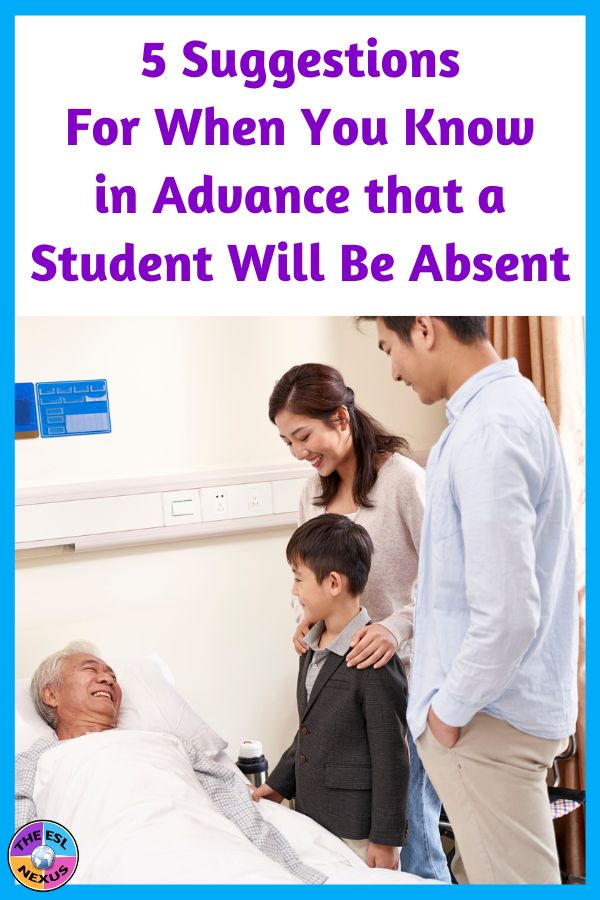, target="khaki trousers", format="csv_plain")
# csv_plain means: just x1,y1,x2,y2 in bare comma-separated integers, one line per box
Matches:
417,712,567,884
